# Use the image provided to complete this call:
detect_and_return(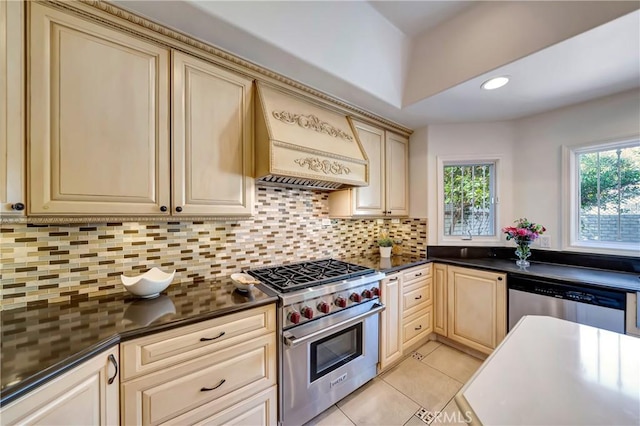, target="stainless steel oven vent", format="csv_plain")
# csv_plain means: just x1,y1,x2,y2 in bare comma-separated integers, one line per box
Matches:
256,175,344,190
